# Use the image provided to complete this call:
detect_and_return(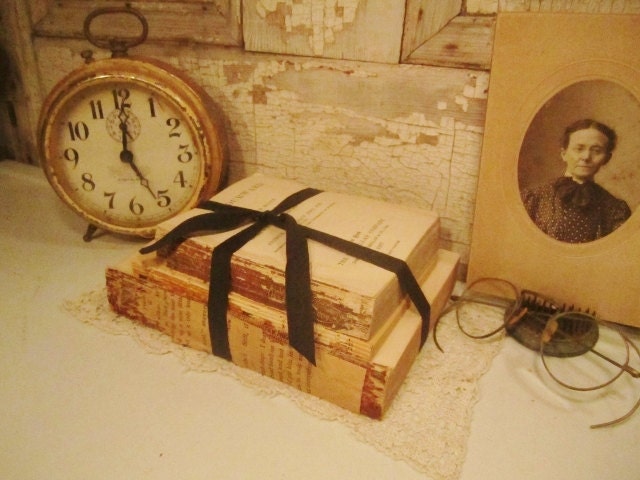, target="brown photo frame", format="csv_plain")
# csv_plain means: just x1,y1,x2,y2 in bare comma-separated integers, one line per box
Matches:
468,13,640,328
